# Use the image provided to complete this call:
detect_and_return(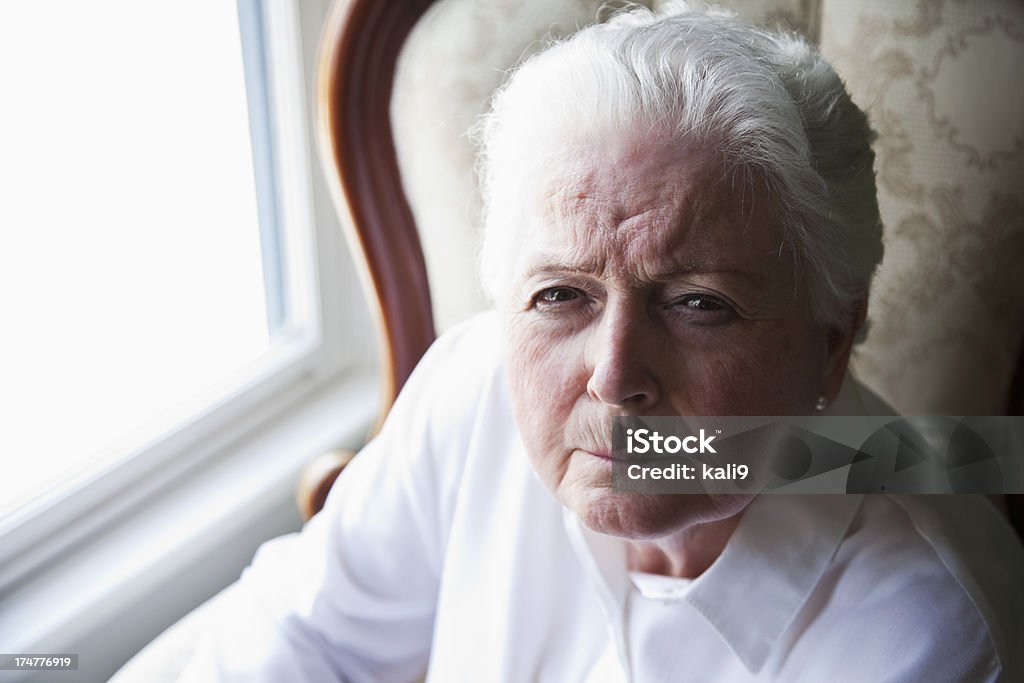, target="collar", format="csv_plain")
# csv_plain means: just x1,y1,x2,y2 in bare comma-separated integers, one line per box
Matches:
564,371,884,674
685,494,864,672
566,495,865,675
563,508,633,675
